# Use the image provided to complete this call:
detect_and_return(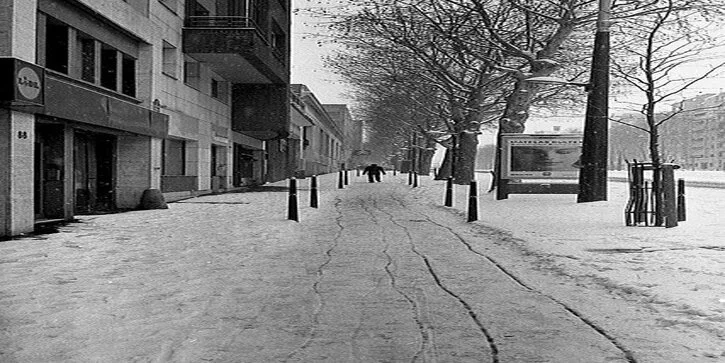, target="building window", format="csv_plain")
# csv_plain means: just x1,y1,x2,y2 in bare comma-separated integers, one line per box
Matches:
79,37,96,83
162,139,186,175
210,78,228,101
183,60,200,89
122,55,136,97
100,45,118,91
186,0,209,16
271,22,286,53
159,0,178,13
46,19,69,74
211,78,219,98
162,41,177,78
